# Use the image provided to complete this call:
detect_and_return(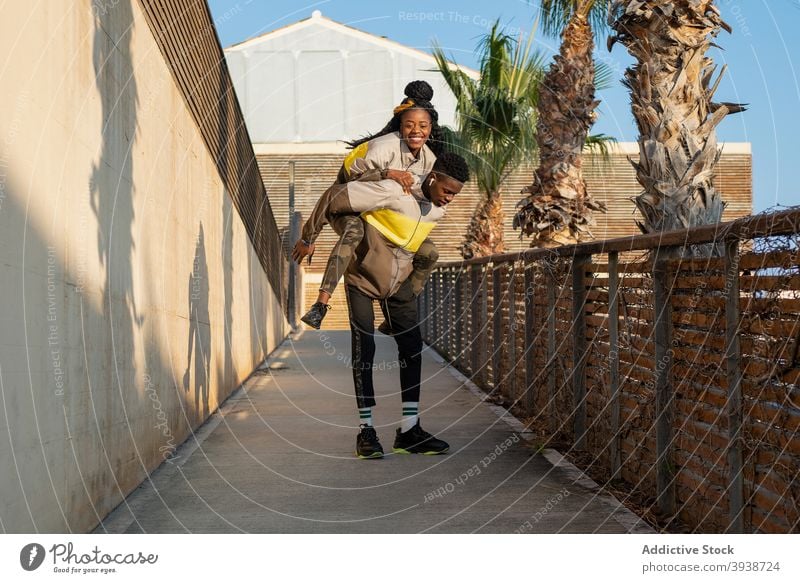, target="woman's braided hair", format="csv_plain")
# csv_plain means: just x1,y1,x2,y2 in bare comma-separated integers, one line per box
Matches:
346,80,446,157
